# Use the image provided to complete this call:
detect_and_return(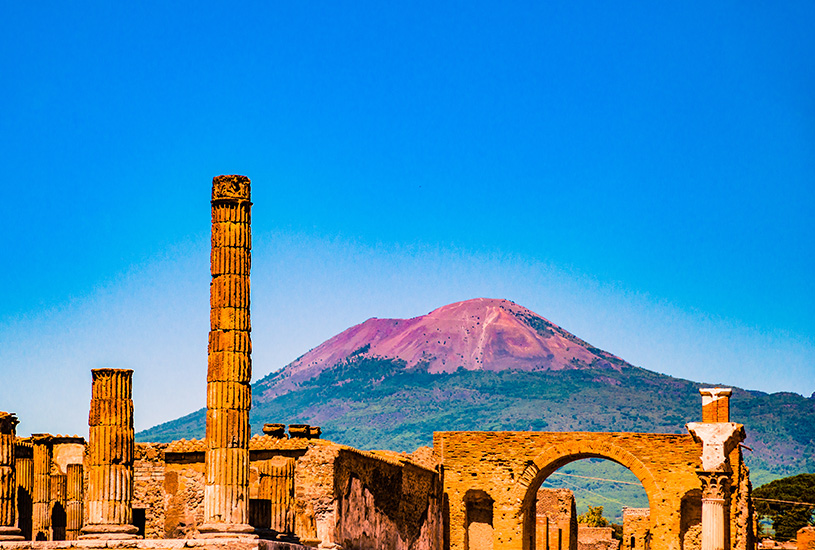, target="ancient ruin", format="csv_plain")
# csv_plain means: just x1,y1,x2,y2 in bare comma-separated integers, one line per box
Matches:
0,175,764,550
535,488,577,550
81,368,138,539
202,175,255,538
